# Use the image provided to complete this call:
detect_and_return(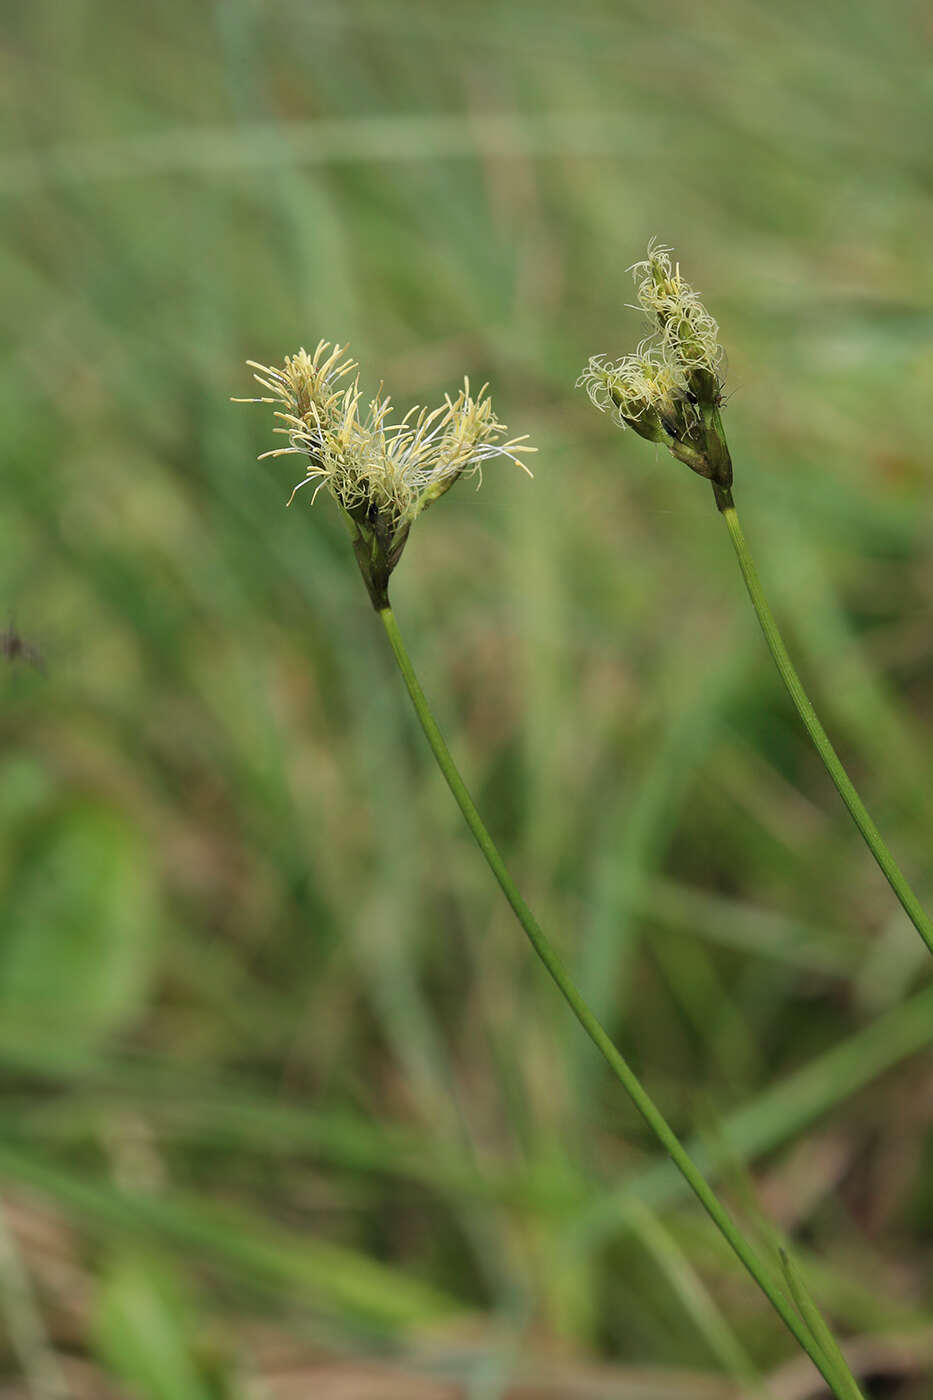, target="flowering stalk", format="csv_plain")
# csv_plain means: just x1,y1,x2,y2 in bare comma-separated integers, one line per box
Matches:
719,495,933,955
239,346,859,1396
780,1249,866,1400
378,604,851,1396
579,243,933,960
